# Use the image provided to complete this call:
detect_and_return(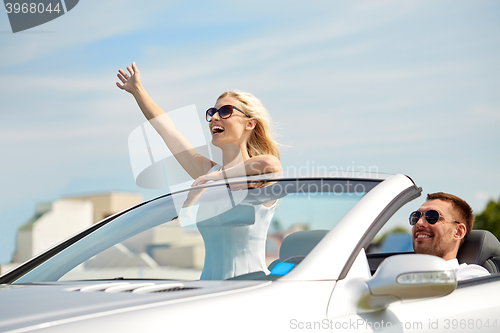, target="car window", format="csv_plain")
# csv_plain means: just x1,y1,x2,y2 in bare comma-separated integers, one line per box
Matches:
12,179,380,283
366,200,500,281
365,200,421,276
367,200,419,254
